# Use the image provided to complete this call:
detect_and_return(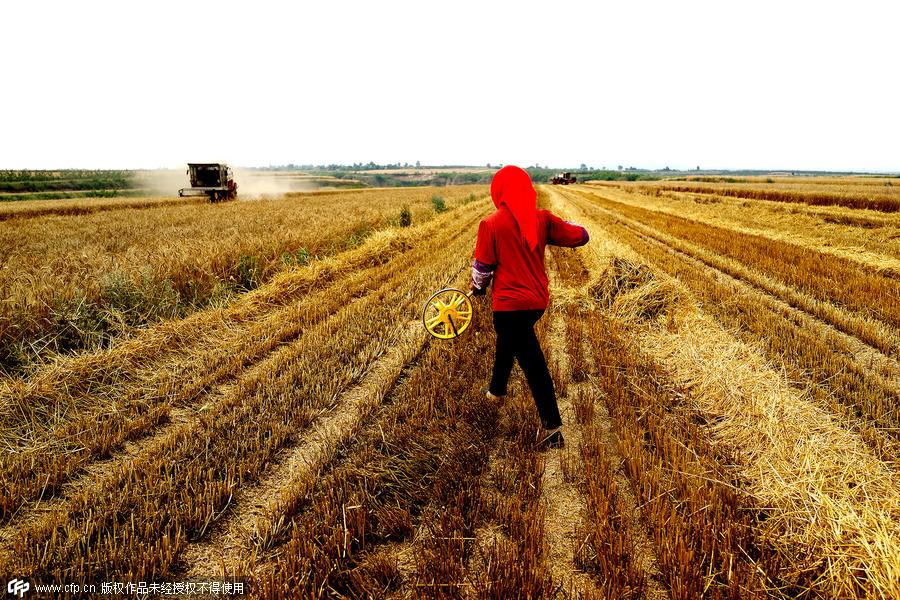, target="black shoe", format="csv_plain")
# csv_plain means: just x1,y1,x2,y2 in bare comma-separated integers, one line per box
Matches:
538,429,565,450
